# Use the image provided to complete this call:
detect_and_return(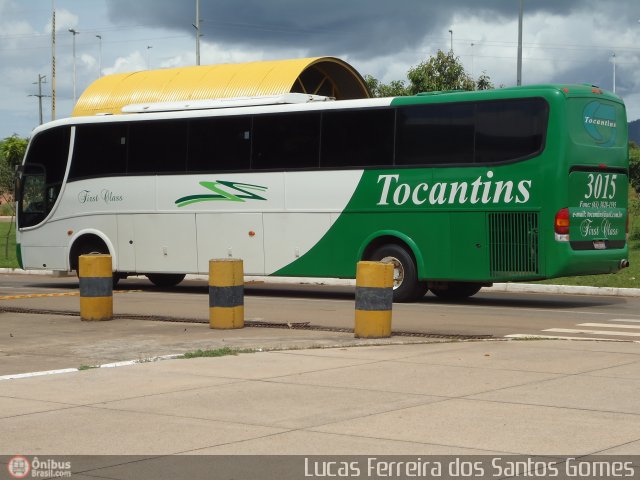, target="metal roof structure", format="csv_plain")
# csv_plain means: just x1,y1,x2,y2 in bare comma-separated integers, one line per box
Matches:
72,56,370,117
